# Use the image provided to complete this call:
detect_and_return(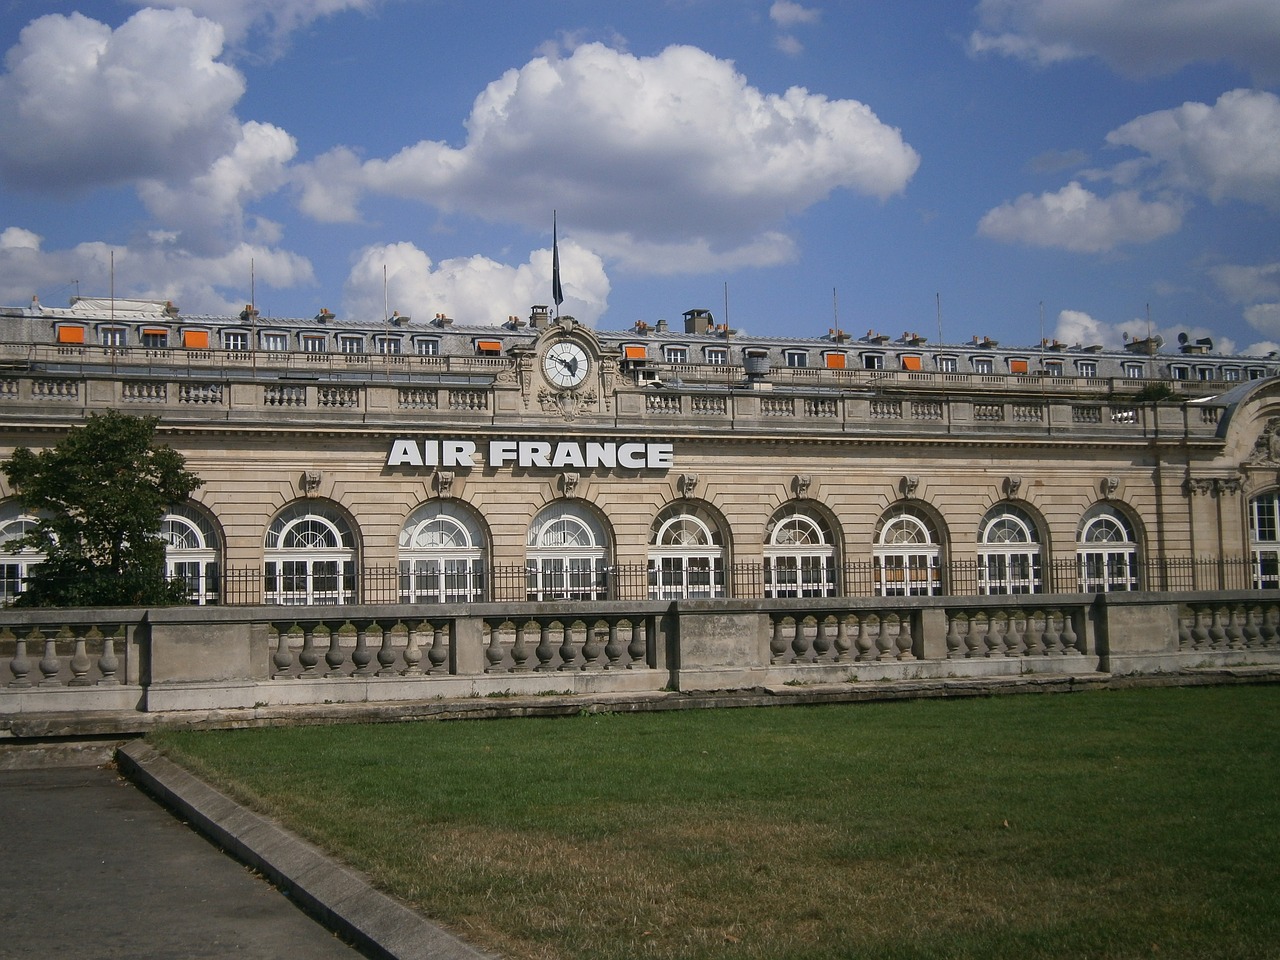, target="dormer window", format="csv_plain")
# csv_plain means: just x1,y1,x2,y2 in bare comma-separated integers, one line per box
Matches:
475,338,503,355
338,334,365,354
785,349,808,368
414,338,440,357
705,347,727,365
664,345,688,363
100,326,126,348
